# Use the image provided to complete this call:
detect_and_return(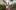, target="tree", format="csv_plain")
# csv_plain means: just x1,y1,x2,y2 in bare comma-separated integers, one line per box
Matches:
0,4,5,10
13,3,16,8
